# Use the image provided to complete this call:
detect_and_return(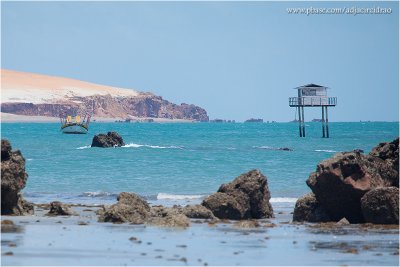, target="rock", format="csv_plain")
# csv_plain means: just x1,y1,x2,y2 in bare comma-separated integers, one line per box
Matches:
98,192,150,223
293,193,330,222
233,220,260,228
369,138,399,186
353,149,364,154
180,205,217,220
1,140,33,215
337,218,350,225
147,206,190,228
202,192,245,220
278,147,293,151
306,151,397,223
46,201,75,216
1,139,12,161
202,170,273,220
91,132,125,148
361,187,399,224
